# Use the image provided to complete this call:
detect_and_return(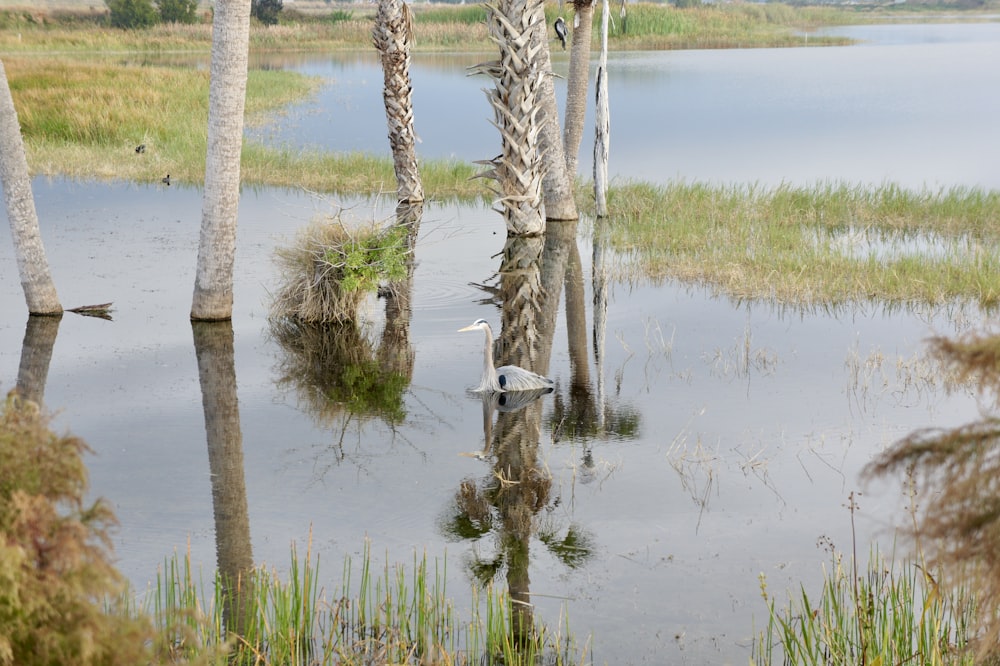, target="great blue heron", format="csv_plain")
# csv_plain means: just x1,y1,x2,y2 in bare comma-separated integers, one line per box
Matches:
458,319,555,393
554,17,568,50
